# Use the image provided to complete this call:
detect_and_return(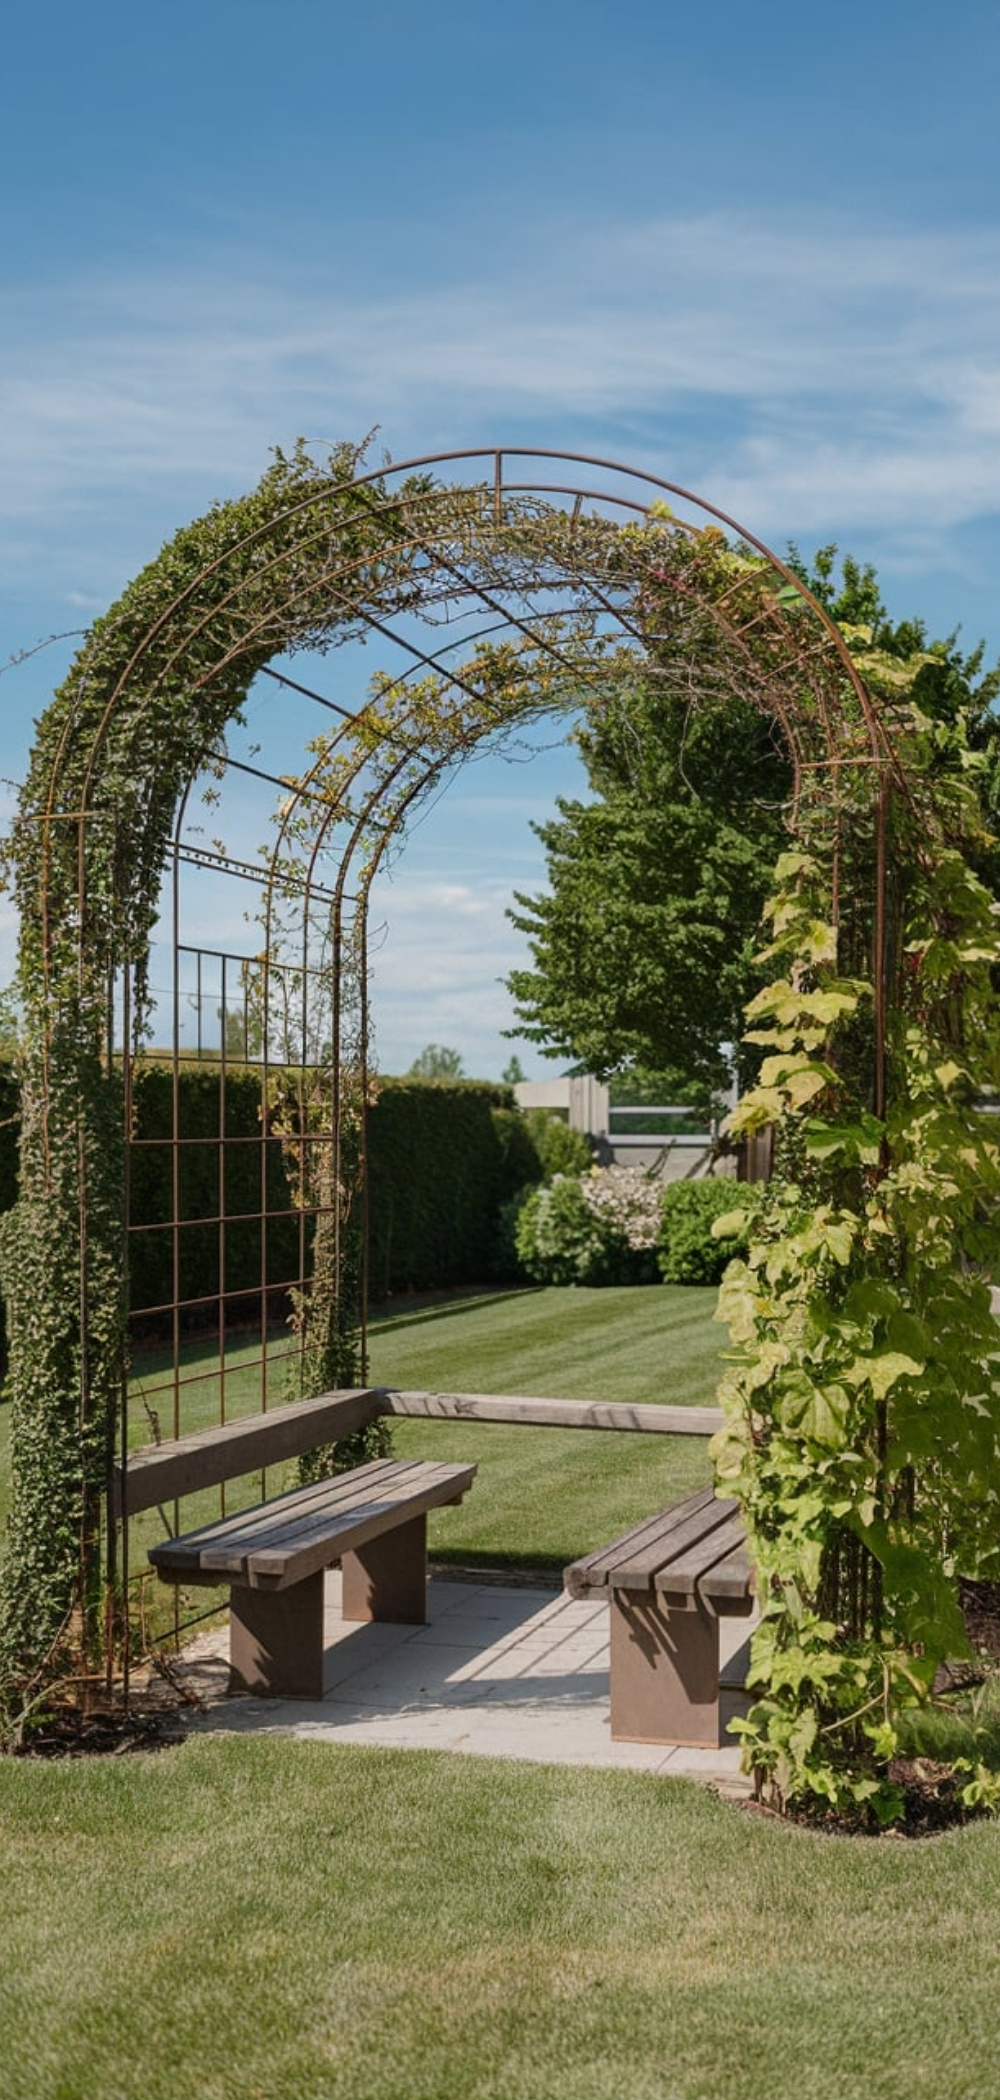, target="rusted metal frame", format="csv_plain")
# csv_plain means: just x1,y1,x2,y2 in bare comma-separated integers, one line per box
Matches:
201,739,390,827
173,838,338,908
129,1202,309,1237
128,1128,332,1151
134,1276,312,1324
261,607,542,733
278,666,550,1375
88,510,643,975
720,602,849,787
641,567,872,824
218,954,228,1472
492,478,697,533
39,443,899,1654
131,548,529,913
359,903,370,1381
169,796,183,1642
476,444,893,764
296,820,313,1418
340,476,644,702
256,581,617,881
345,486,623,704
637,577,811,813
69,474,501,806
37,448,883,962
67,475,440,796
133,1341,299,1400
26,472,491,949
